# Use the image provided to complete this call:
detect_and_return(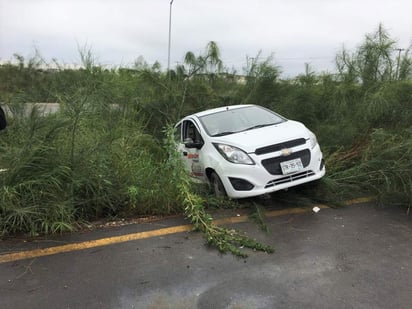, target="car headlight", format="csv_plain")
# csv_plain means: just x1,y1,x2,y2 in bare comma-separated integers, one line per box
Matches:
213,143,255,165
308,131,318,149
